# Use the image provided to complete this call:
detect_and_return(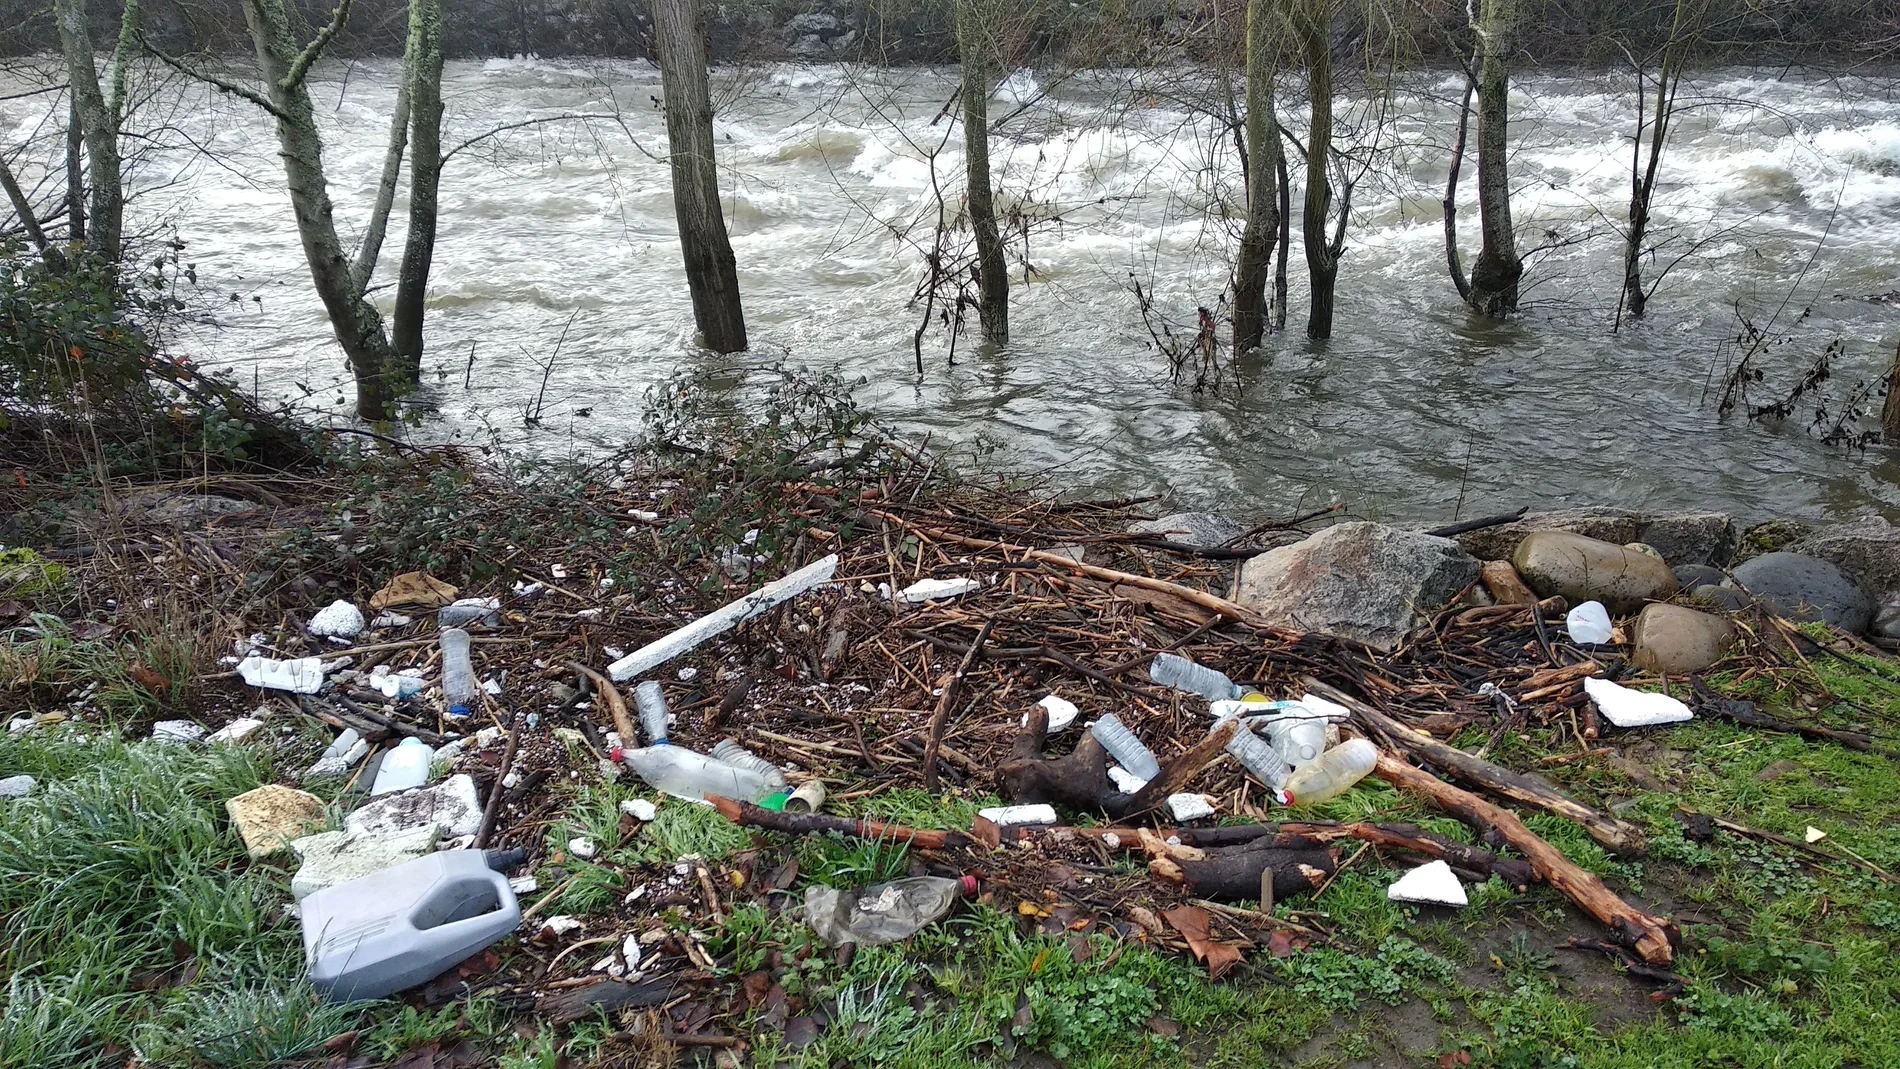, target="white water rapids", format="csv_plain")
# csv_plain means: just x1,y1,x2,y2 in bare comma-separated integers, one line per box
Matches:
9,58,1900,522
